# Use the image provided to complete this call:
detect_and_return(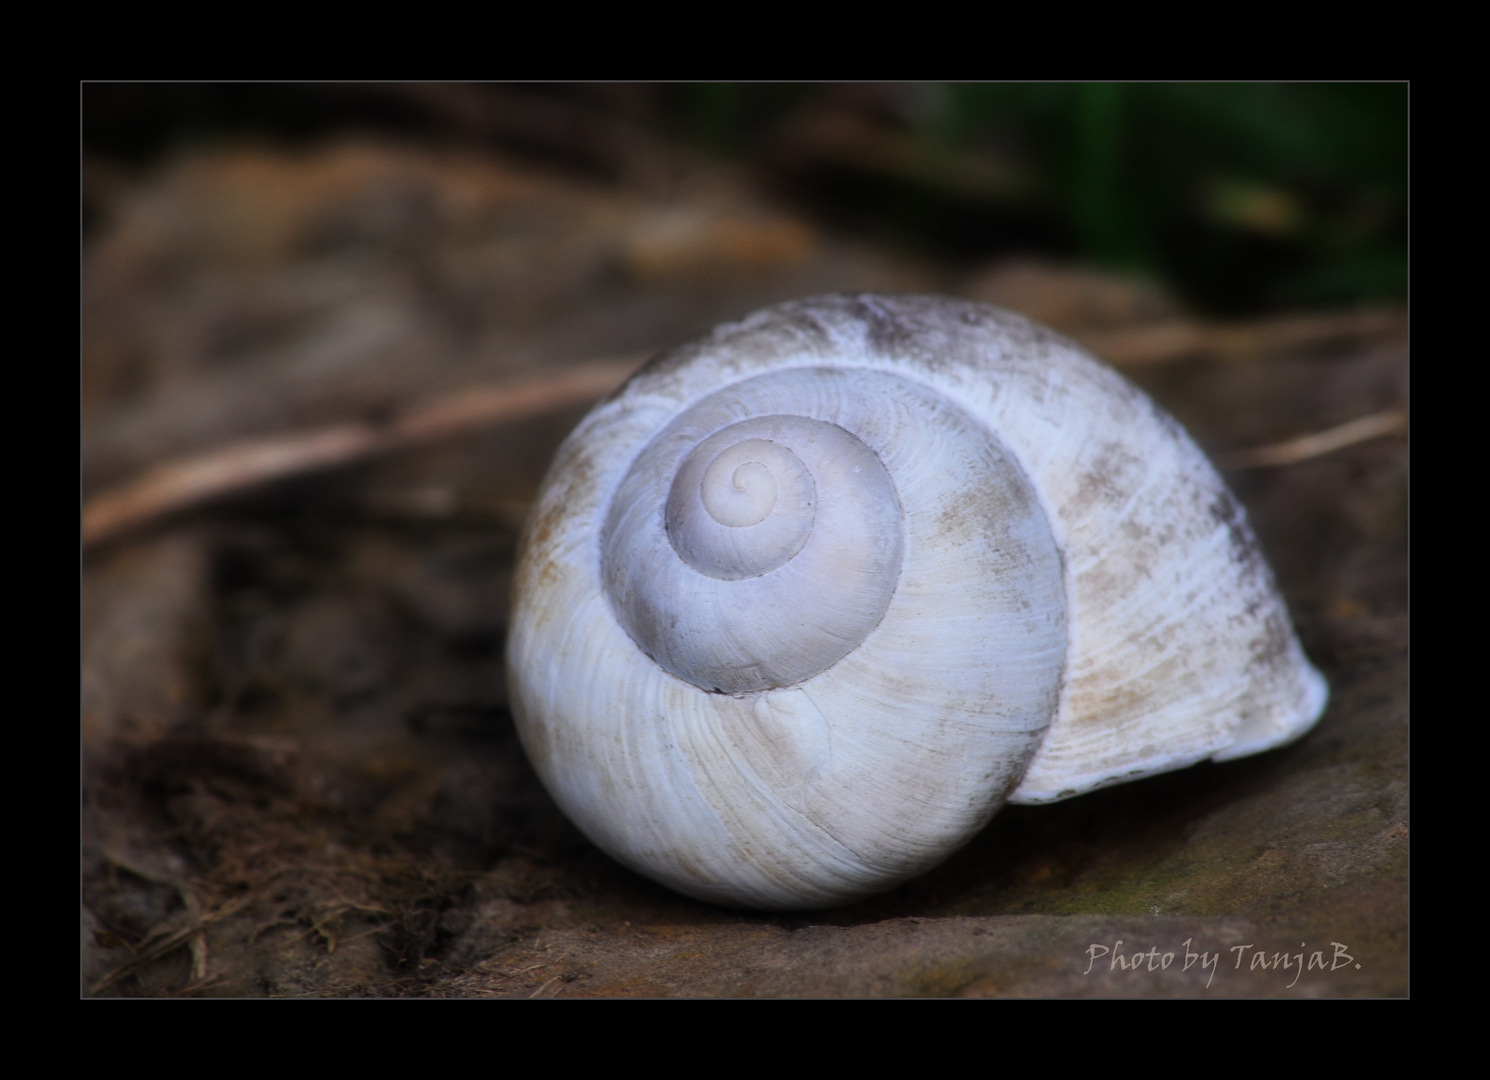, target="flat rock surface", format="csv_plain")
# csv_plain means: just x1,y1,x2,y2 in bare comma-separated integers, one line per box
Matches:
81,140,1408,997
